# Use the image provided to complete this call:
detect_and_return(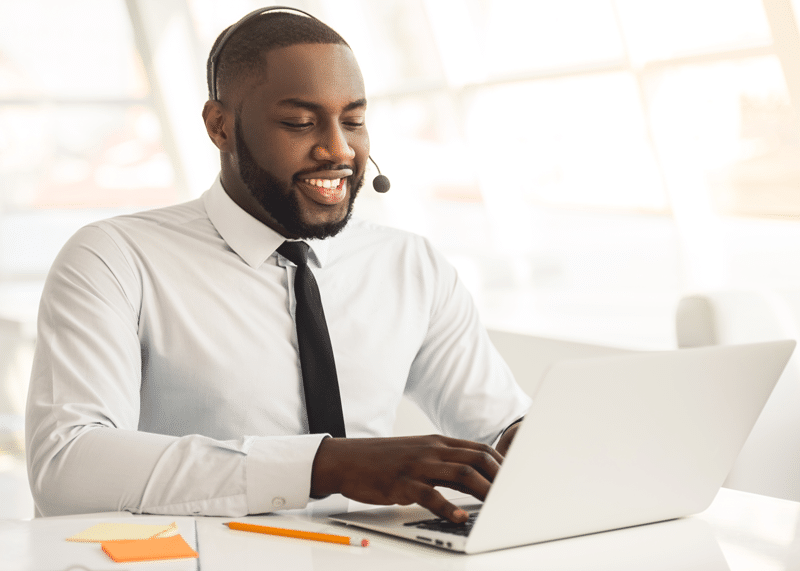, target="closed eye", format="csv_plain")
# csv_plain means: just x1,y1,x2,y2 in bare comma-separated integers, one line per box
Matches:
281,122,313,129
